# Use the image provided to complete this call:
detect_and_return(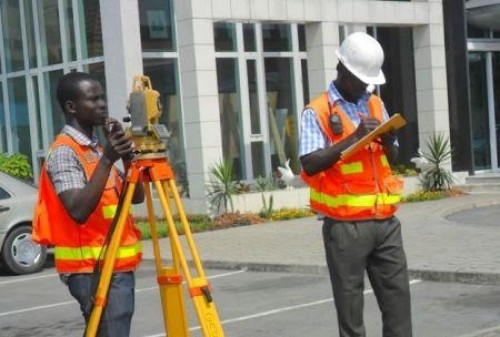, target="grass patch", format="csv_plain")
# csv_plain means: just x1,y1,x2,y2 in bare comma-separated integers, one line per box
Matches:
402,188,465,203
135,208,313,240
